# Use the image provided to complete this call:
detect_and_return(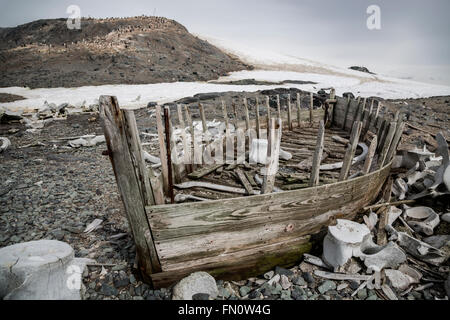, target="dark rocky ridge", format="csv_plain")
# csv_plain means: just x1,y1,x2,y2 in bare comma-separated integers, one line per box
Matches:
0,16,251,88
